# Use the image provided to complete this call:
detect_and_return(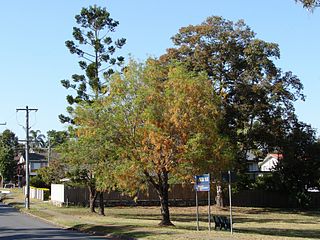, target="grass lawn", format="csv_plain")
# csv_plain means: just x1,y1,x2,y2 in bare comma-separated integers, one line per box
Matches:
2,188,320,240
